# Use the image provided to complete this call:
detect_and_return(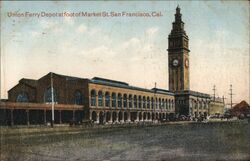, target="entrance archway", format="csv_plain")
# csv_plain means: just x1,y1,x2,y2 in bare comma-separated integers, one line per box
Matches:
118,111,123,122
99,111,104,124
124,112,128,122
112,112,117,122
143,112,147,120
147,112,151,120
156,113,159,120
91,111,97,122
166,113,169,121
106,111,111,122
162,113,165,120
139,112,142,121
130,112,137,122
